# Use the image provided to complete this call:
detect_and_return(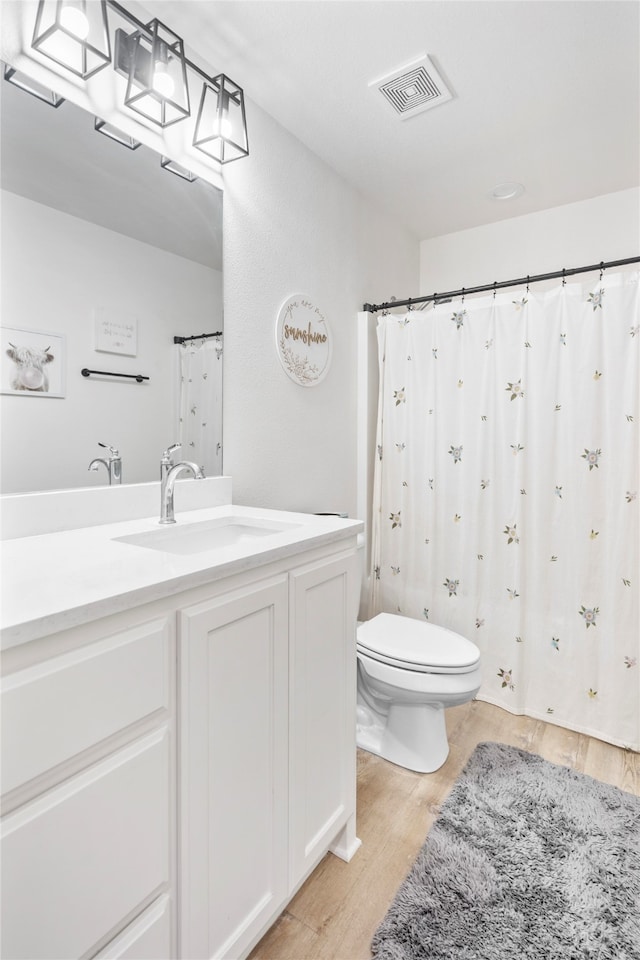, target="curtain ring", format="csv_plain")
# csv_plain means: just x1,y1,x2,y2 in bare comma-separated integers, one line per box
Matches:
526,275,530,294
461,287,465,305
407,297,413,311
493,281,497,299
562,268,566,286
599,261,605,281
